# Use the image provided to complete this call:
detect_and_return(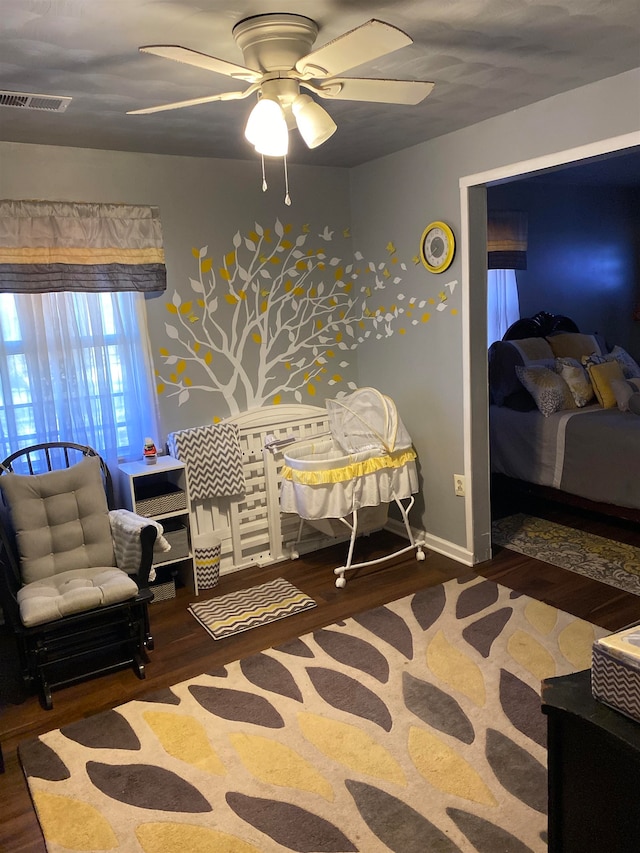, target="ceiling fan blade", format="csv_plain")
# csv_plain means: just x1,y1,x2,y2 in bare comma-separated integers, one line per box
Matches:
127,88,254,115
139,45,260,83
312,78,434,105
296,19,413,78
